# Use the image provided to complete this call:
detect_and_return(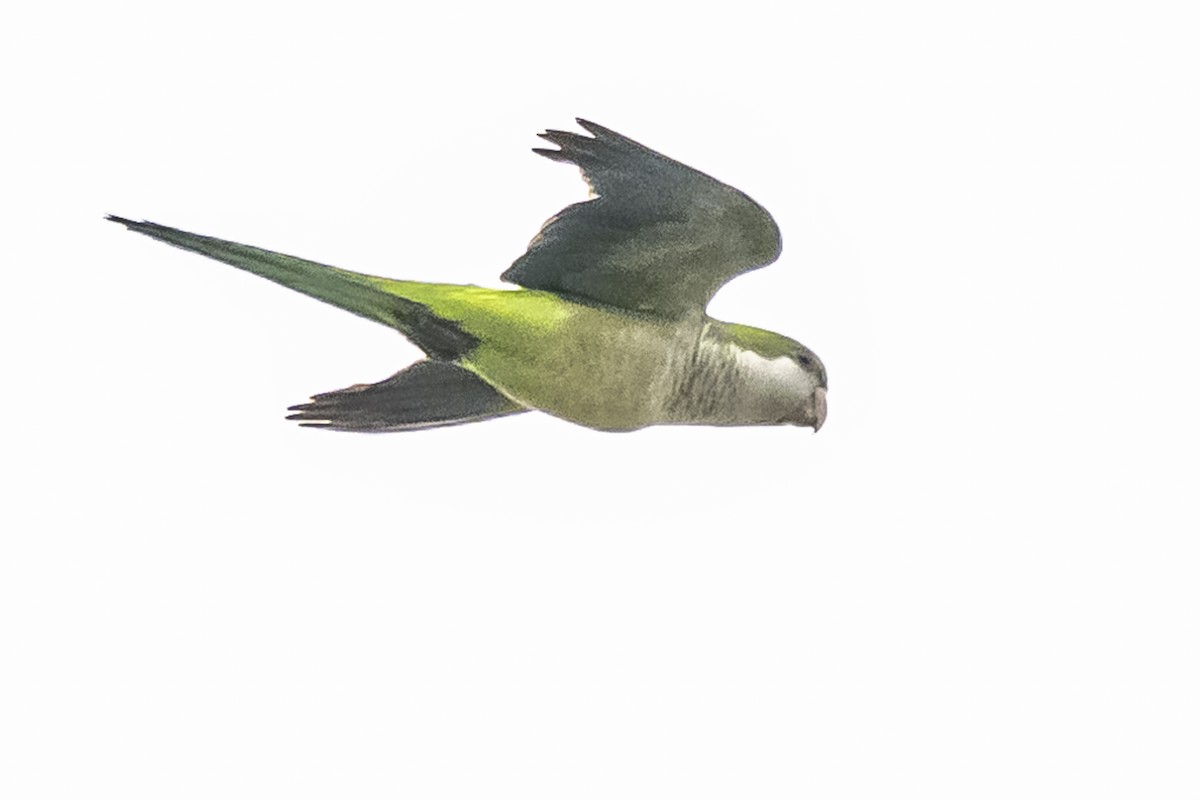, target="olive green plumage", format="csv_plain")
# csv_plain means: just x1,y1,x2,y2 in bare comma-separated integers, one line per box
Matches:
109,119,827,433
